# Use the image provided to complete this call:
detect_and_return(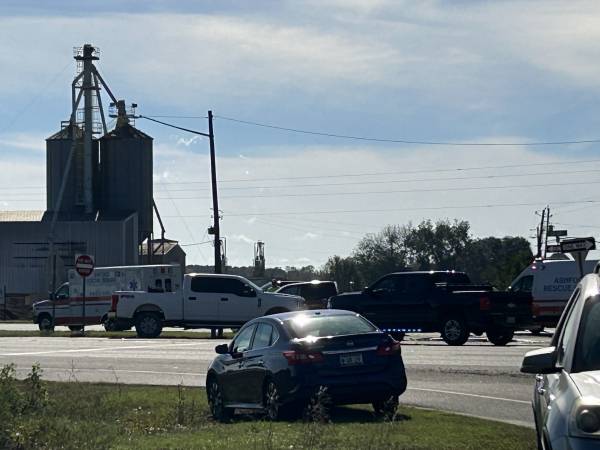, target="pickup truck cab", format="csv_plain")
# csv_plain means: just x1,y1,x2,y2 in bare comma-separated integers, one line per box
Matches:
109,273,305,338
328,271,533,346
